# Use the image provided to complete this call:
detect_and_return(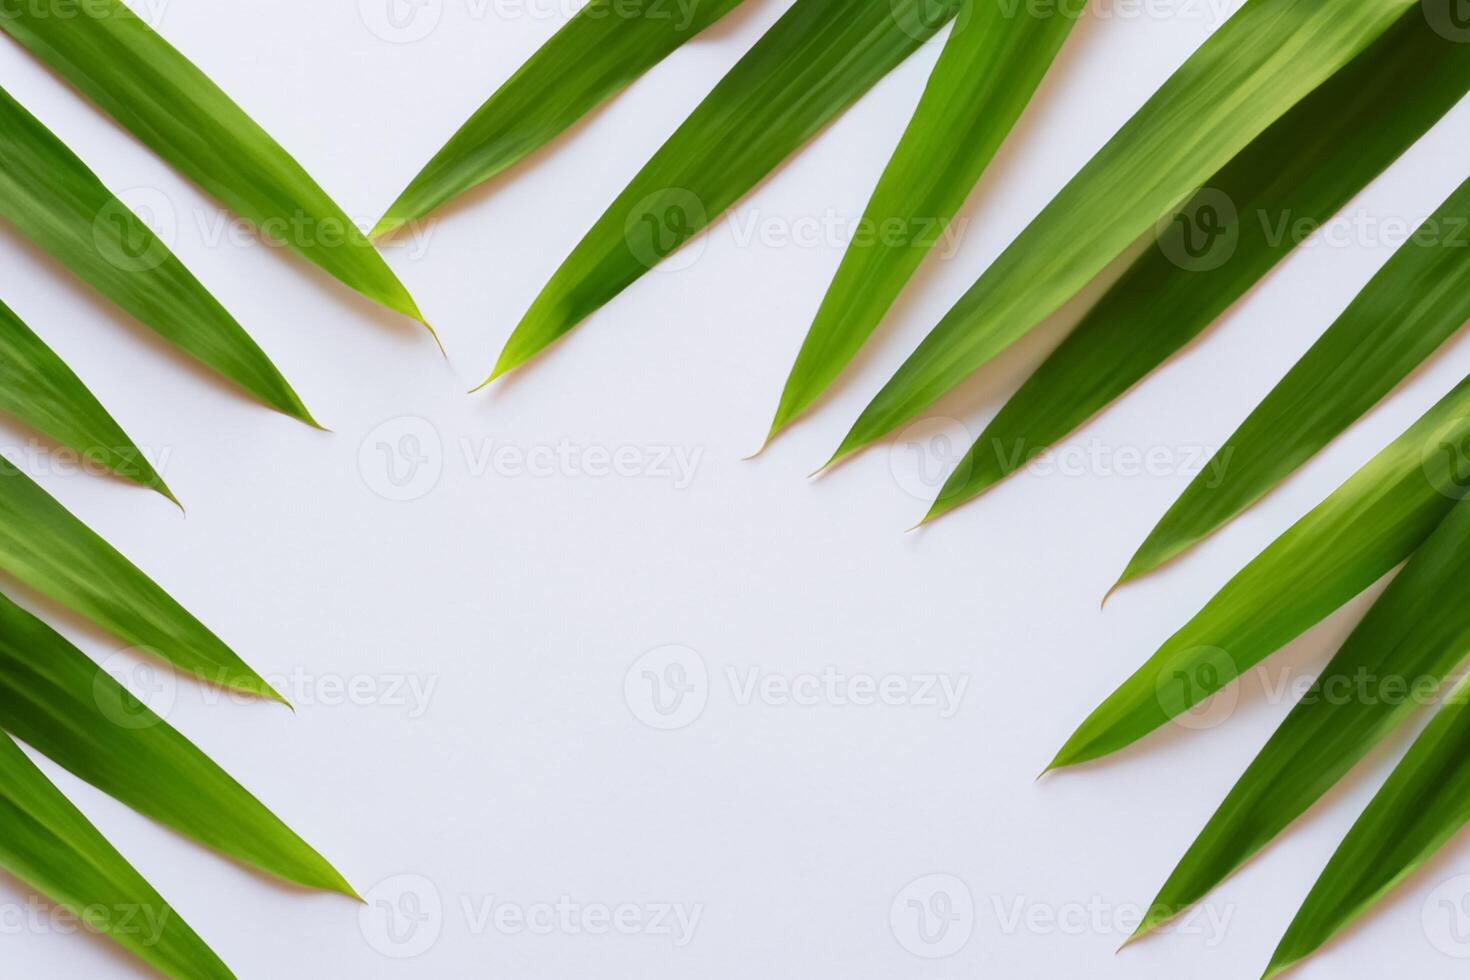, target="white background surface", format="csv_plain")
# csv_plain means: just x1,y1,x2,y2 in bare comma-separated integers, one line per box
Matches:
3,0,1470,976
